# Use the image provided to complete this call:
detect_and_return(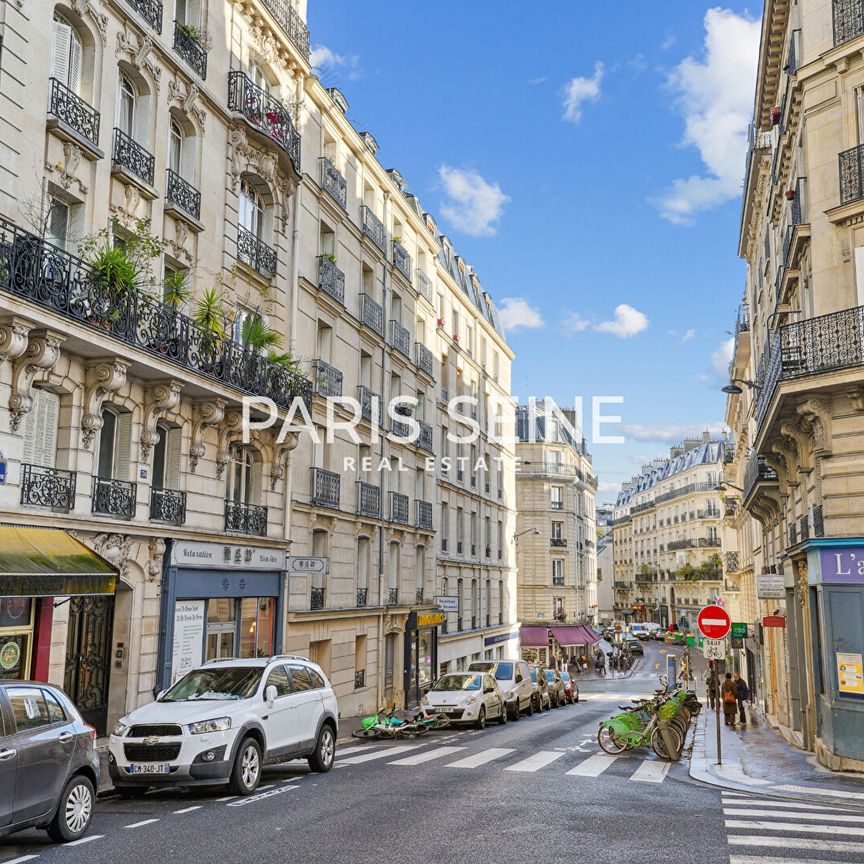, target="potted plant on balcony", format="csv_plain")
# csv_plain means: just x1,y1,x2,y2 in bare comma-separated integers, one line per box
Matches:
193,286,227,371
177,22,213,52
